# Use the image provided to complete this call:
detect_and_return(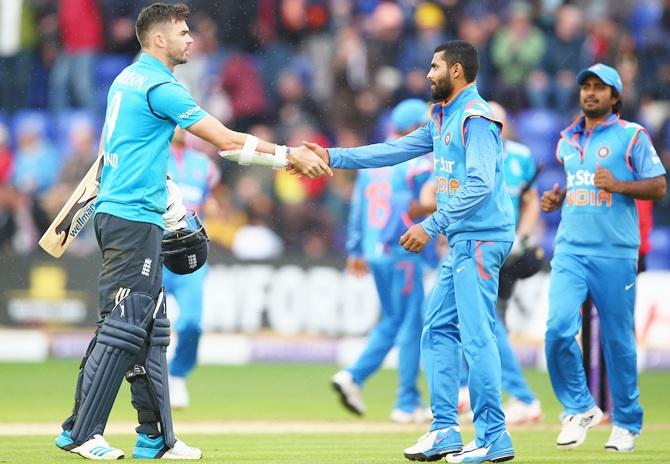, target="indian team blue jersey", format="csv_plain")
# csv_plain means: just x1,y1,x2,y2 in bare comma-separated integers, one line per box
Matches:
330,84,515,246
347,155,433,260
168,148,219,214
503,140,537,224
96,53,207,228
555,114,666,258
